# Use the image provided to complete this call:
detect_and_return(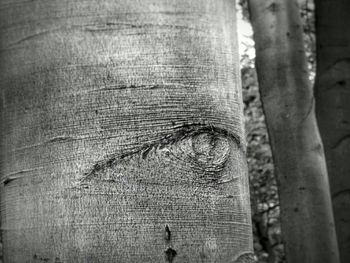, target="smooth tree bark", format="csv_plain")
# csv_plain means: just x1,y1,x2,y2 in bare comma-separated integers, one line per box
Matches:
315,1,350,262
248,0,339,262
0,0,253,262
